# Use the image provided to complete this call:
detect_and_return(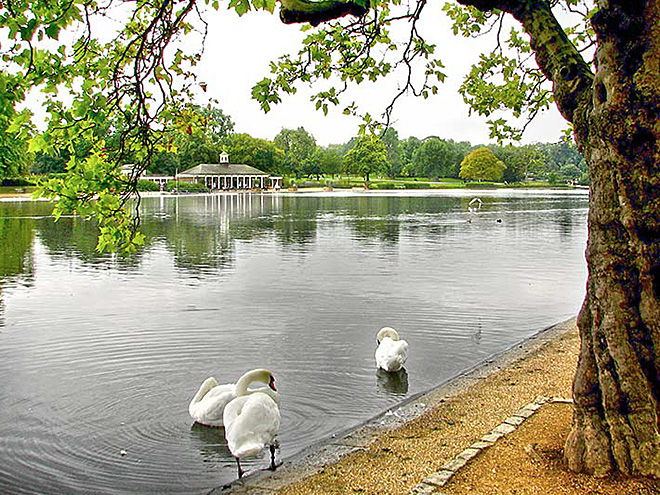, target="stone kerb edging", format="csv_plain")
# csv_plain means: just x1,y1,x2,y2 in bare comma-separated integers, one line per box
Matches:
410,396,573,495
